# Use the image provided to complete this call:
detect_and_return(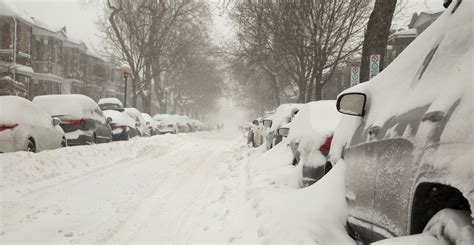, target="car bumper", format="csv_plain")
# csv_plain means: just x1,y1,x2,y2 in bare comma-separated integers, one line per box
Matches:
66,133,93,146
